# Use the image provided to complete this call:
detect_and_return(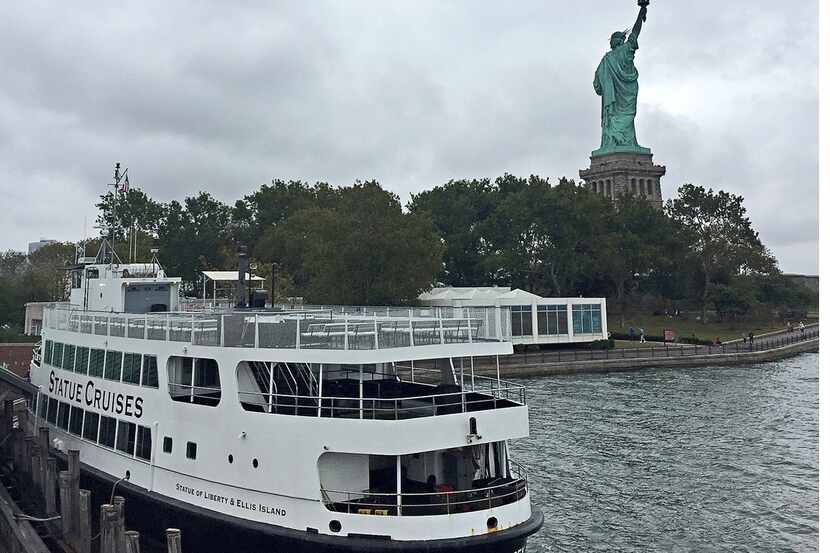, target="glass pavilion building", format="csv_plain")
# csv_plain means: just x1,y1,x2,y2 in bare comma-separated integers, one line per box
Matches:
418,287,608,346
